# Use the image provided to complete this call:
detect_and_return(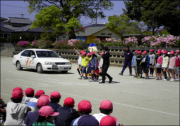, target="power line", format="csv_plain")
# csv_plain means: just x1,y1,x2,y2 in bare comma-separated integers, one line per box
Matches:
1,4,28,9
